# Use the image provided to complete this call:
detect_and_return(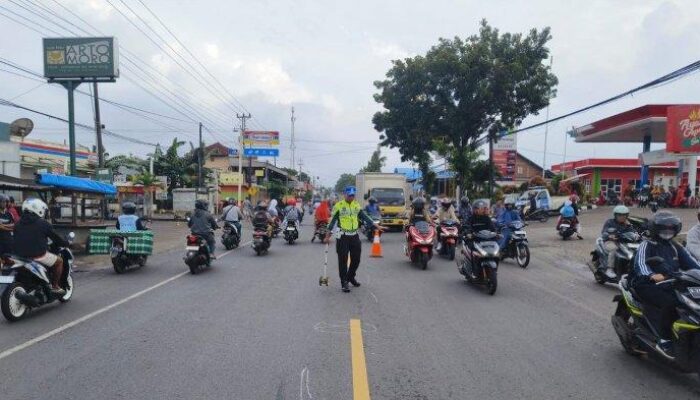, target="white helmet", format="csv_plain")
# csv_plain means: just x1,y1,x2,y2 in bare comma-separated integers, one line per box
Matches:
22,198,48,218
